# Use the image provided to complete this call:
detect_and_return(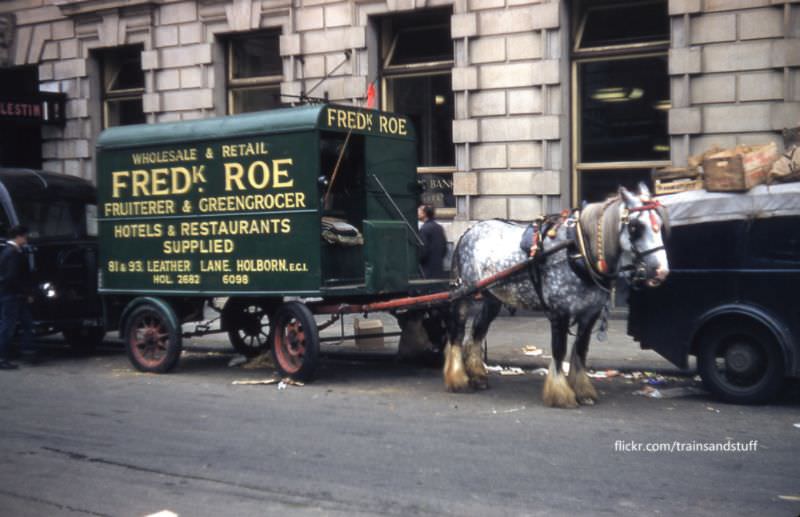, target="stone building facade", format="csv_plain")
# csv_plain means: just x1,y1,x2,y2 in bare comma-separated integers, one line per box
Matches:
0,0,798,238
